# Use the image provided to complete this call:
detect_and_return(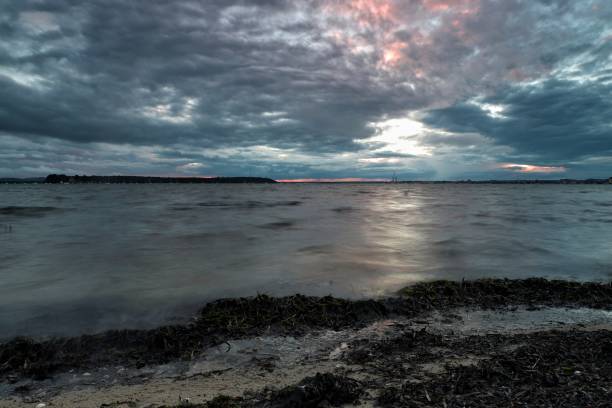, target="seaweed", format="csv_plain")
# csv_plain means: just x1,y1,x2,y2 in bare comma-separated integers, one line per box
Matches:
159,374,362,408
2,278,612,382
376,330,612,407
0,294,386,380
198,294,387,336
394,278,612,314
259,373,363,407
